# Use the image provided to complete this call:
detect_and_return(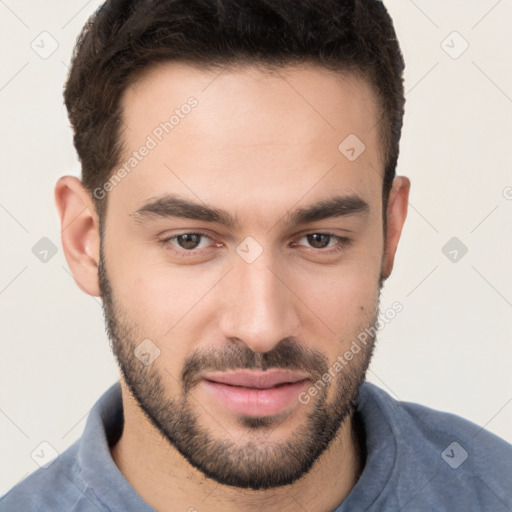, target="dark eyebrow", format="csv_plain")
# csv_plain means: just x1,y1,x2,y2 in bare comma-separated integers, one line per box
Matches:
131,195,240,228
131,194,369,228
285,195,369,226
